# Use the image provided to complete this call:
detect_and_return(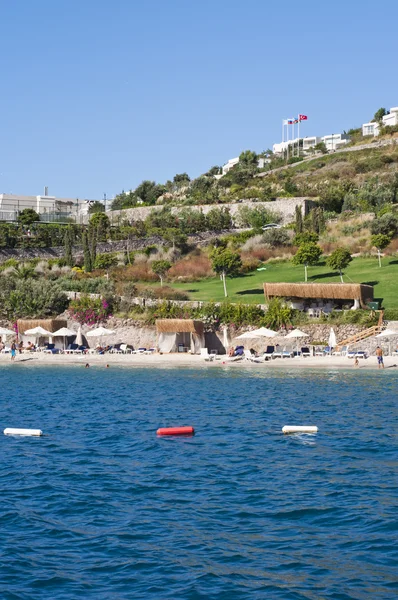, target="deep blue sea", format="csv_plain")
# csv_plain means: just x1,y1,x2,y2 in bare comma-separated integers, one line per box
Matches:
0,364,397,599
